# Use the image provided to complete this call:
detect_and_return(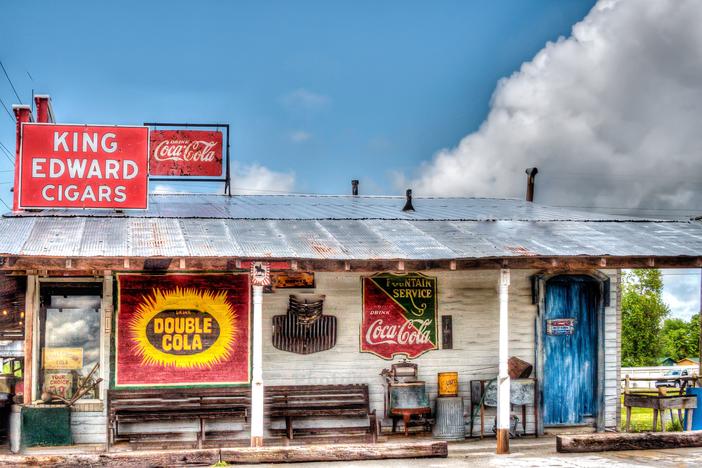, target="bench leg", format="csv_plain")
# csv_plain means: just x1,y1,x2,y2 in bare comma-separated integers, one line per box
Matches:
652,409,658,432
197,418,205,449
403,413,411,437
686,409,693,431
285,416,293,440
660,410,666,432
625,406,631,432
